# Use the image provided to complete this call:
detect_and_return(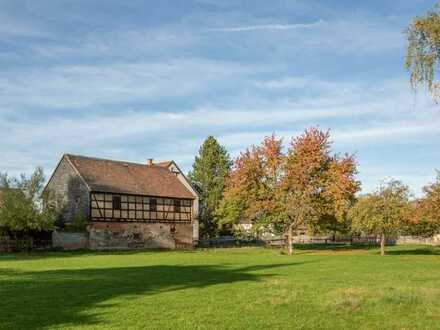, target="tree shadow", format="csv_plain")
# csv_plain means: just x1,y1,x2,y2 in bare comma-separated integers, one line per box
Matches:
385,246,440,256
293,243,379,252
291,244,440,256
0,248,198,262
0,262,299,329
